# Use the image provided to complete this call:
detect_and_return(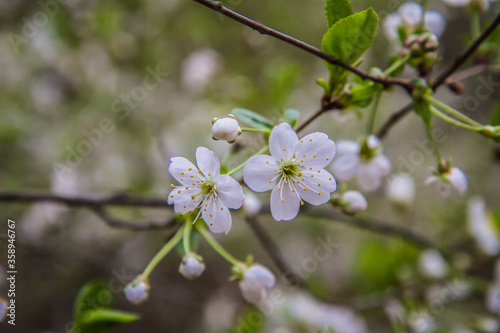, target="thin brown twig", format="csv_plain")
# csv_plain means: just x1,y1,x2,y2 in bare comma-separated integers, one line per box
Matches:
191,0,414,92
295,98,342,133
88,206,177,230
